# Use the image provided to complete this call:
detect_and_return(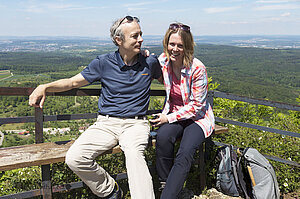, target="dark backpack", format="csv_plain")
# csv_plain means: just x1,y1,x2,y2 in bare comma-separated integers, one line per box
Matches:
215,145,244,197
216,145,280,199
